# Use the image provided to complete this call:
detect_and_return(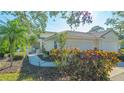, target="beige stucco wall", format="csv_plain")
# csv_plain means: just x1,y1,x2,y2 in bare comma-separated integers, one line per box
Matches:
42,39,55,51
39,37,96,51
40,33,55,38
65,38,95,50
94,39,99,49
39,31,119,52
99,31,119,52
